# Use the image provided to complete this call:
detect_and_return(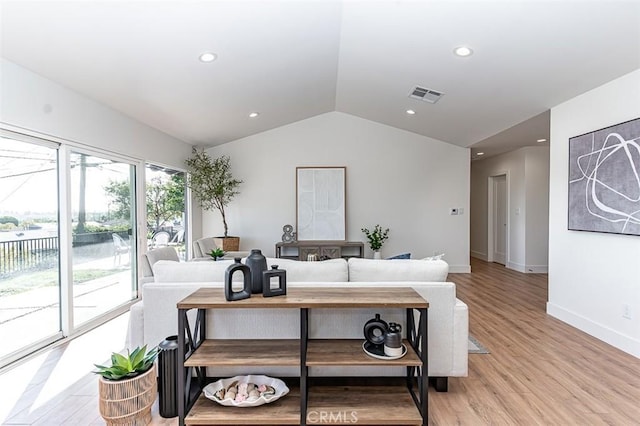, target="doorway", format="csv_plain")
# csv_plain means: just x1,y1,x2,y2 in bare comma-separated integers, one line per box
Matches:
488,174,508,266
